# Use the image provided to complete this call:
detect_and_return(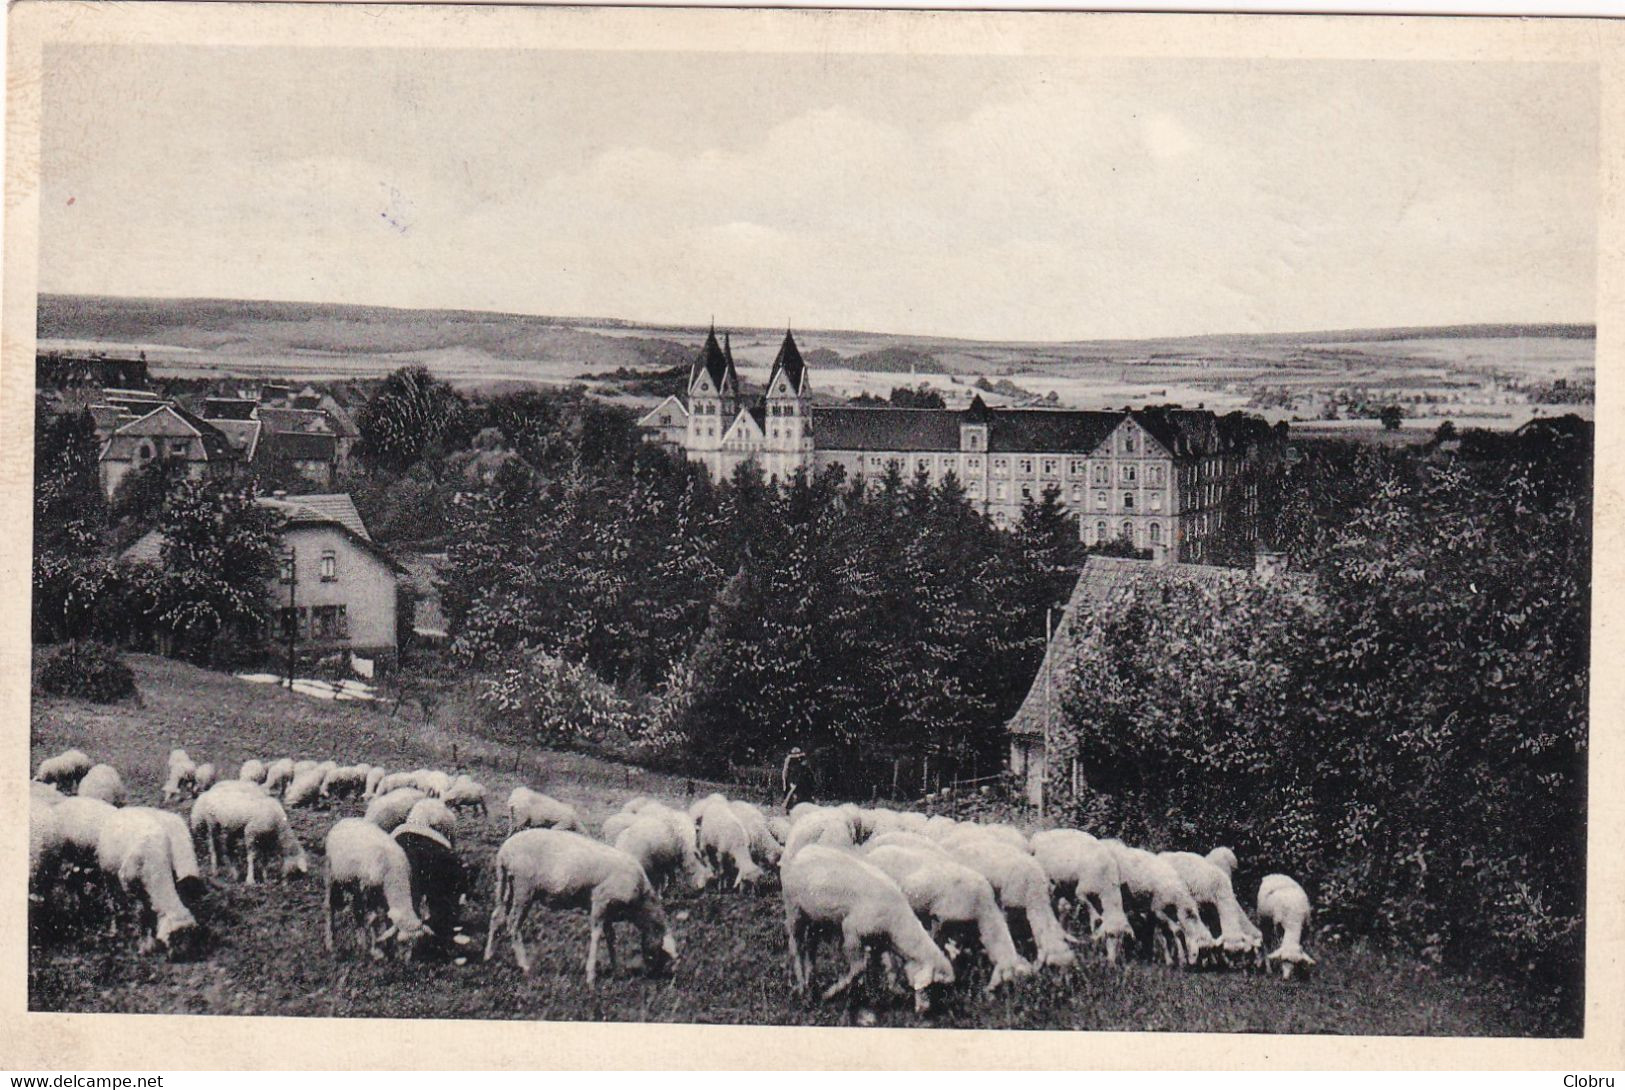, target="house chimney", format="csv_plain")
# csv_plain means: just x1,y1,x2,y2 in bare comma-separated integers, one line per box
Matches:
1254,546,1287,581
